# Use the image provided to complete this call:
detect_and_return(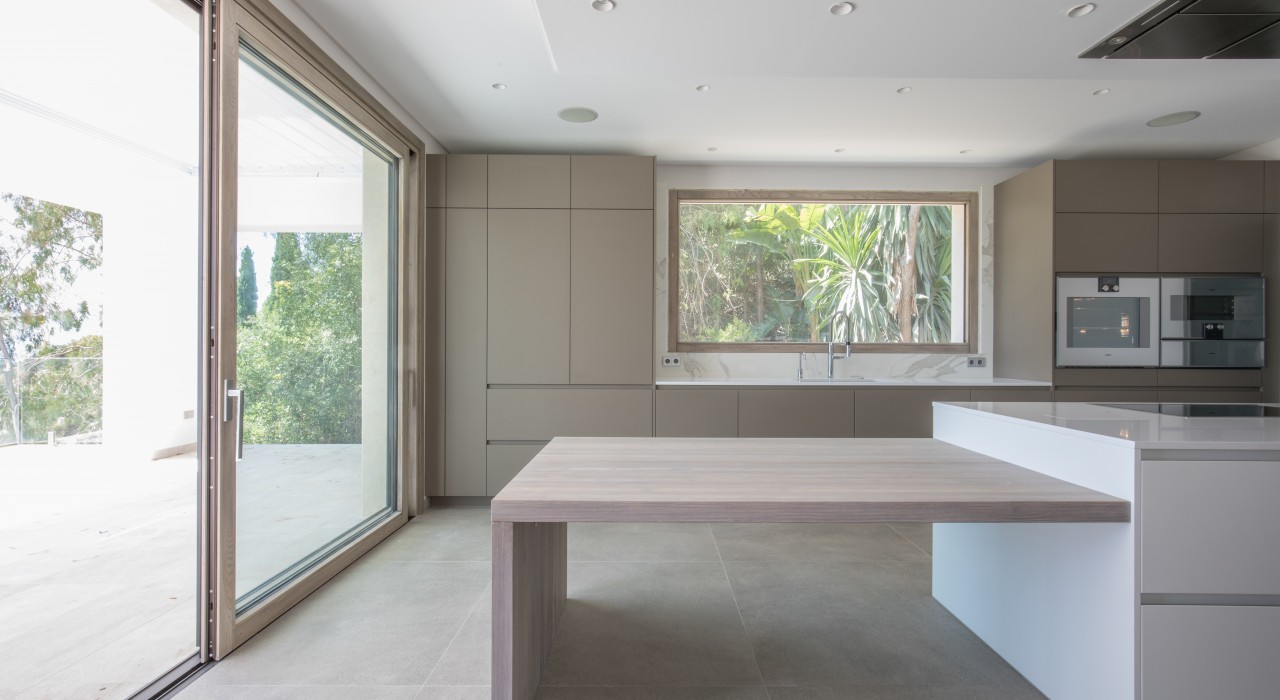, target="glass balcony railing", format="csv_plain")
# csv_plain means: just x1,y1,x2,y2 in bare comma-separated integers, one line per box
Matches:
0,357,103,447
